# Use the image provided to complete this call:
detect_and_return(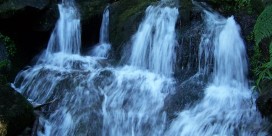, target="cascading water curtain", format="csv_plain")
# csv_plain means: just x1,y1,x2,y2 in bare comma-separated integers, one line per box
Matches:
11,0,269,135
166,10,267,136
128,5,178,77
